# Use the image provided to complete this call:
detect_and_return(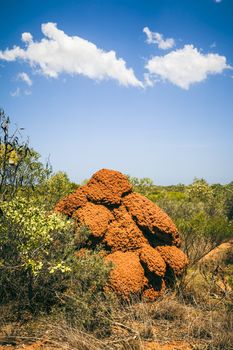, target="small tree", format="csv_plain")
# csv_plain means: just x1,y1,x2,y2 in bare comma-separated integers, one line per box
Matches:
41,171,77,210
0,108,52,201
186,178,214,203
0,108,28,200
